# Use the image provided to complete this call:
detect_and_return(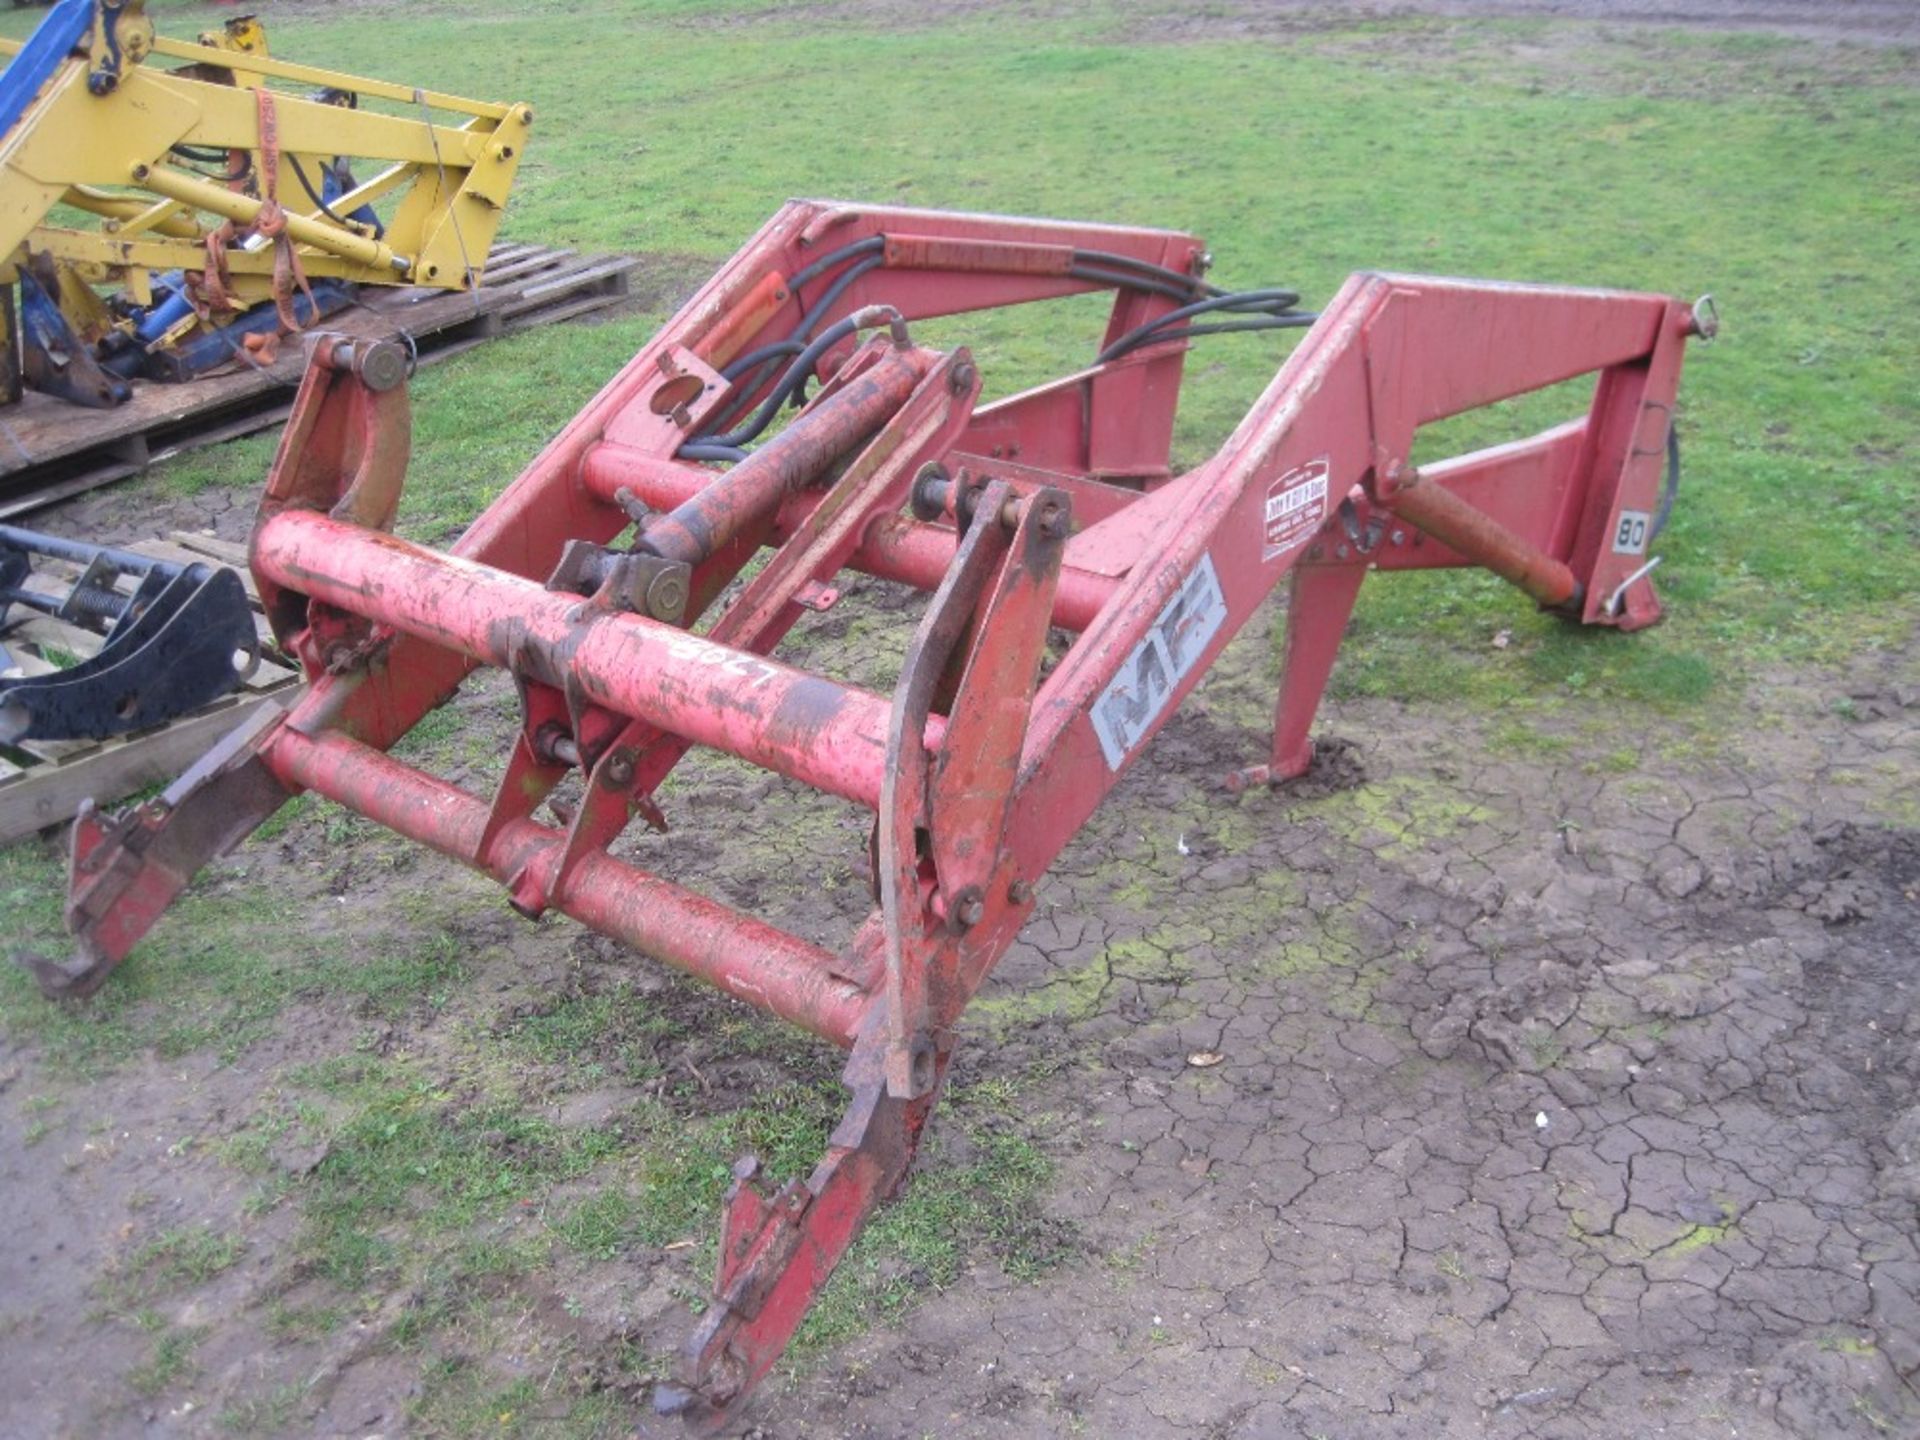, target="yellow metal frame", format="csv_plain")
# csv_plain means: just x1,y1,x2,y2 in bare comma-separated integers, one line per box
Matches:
0,10,531,311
